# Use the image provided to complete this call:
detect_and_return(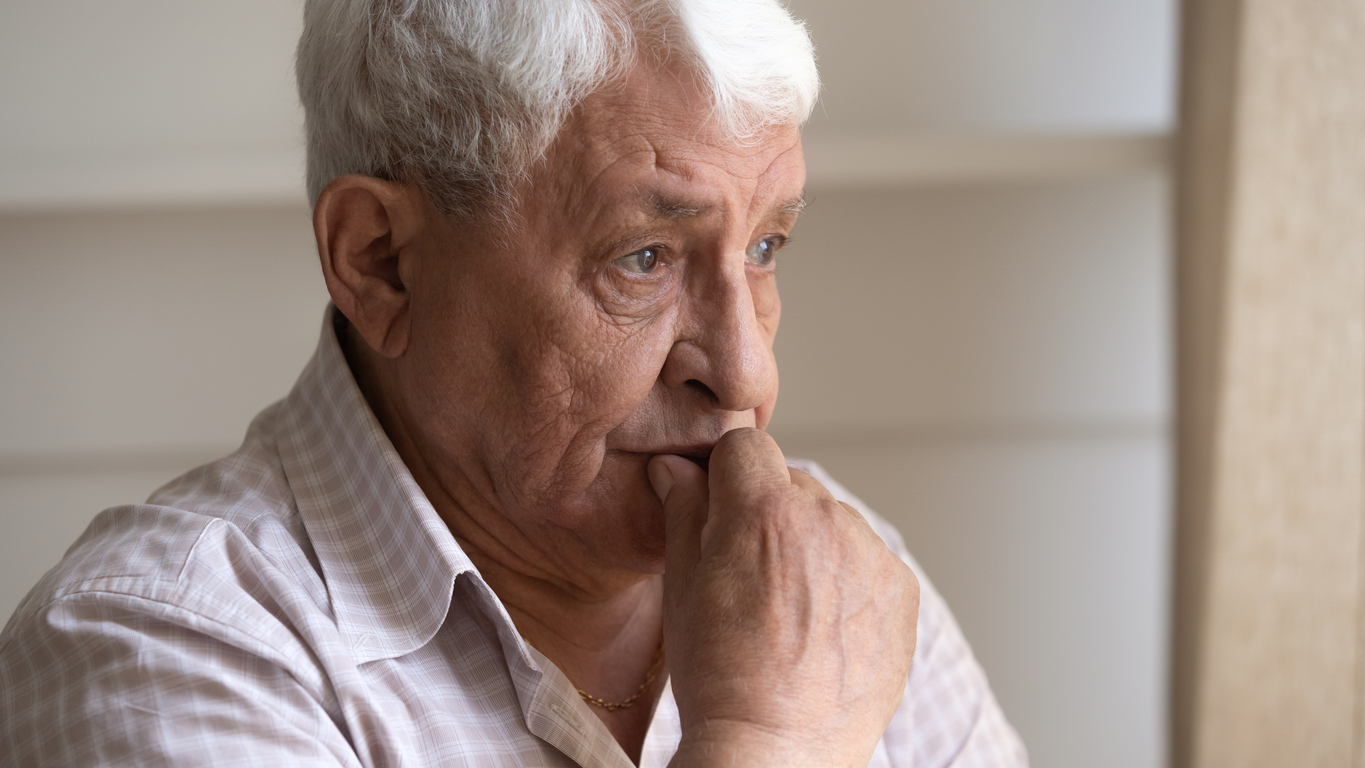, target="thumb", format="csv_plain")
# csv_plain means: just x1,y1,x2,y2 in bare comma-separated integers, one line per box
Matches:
649,454,709,593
